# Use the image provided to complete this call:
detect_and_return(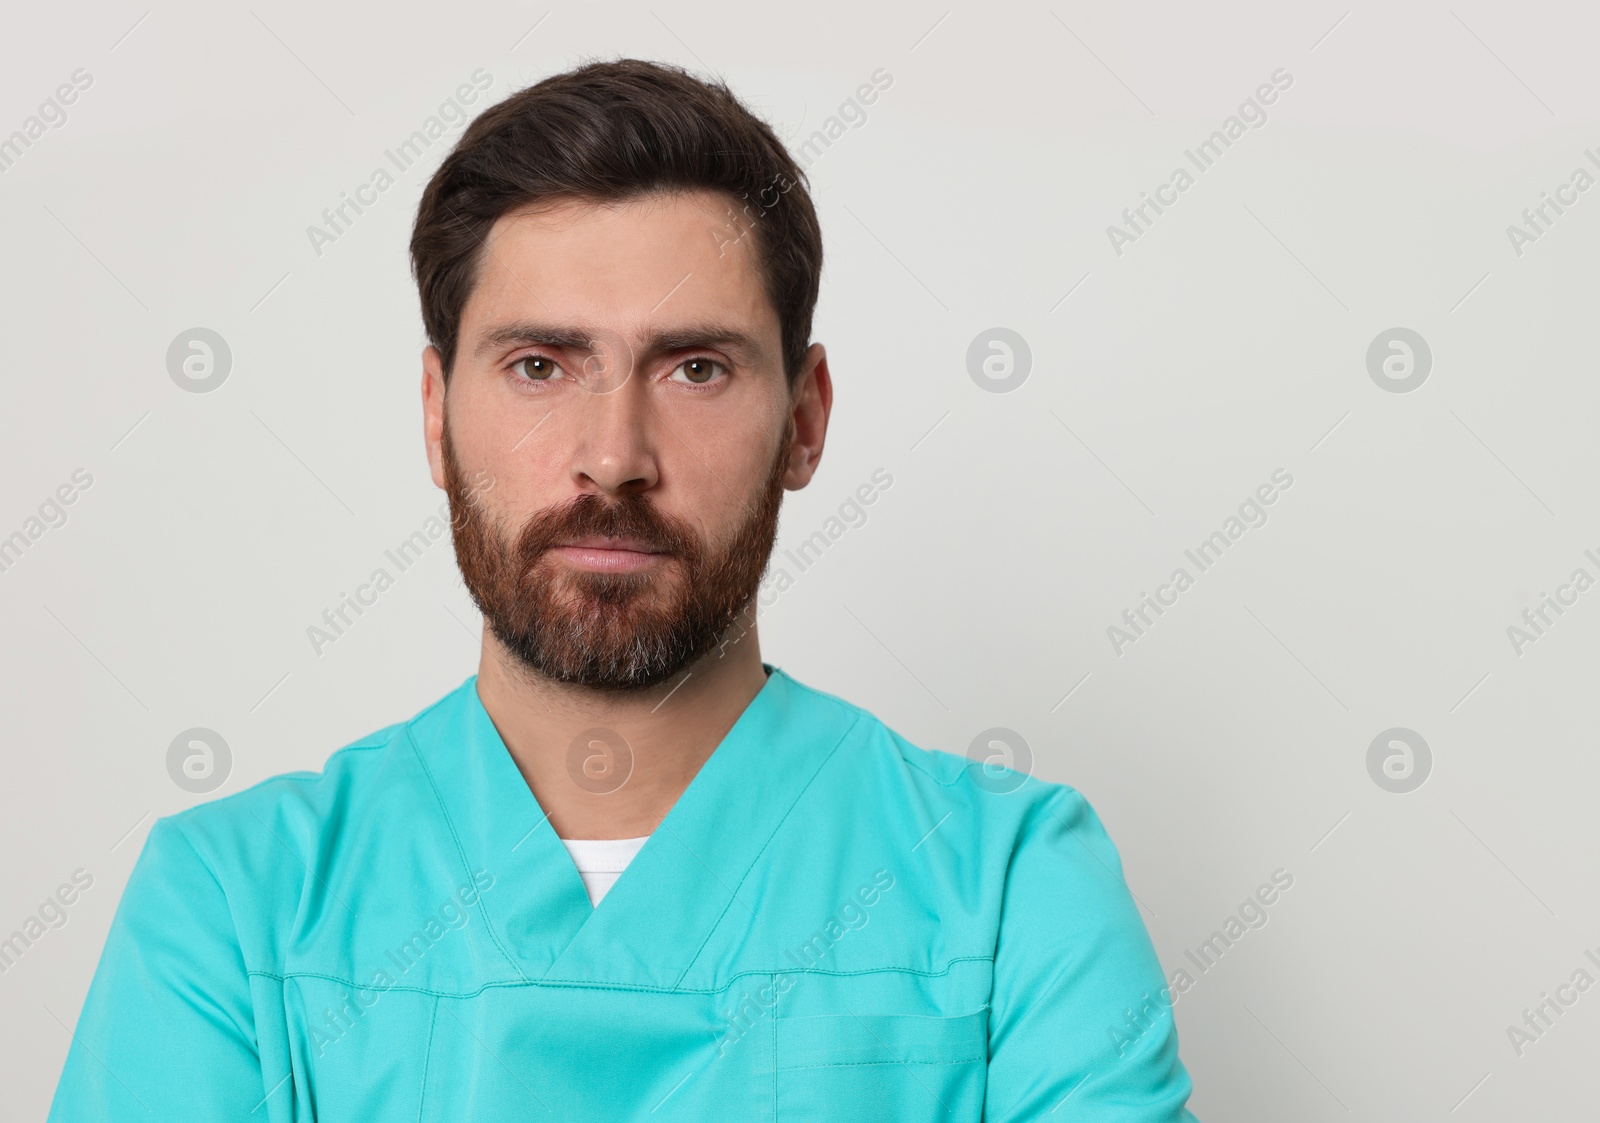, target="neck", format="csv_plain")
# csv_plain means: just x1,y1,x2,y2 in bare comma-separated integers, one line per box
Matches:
474,612,769,841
